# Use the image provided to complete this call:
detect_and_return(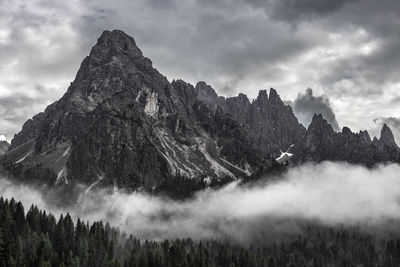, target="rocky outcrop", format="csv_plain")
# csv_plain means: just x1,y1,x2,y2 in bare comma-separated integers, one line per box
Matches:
1,29,399,194
0,30,278,192
193,82,306,155
192,83,400,166
299,114,399,165
379,124,397,148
